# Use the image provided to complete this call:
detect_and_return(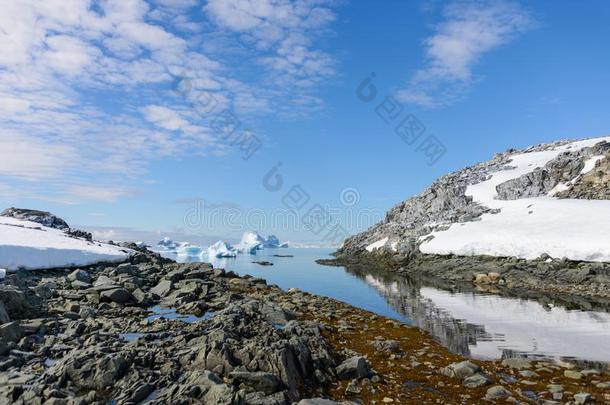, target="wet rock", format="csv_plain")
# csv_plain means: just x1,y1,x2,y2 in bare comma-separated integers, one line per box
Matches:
336,356,370,380
0,301,10,324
